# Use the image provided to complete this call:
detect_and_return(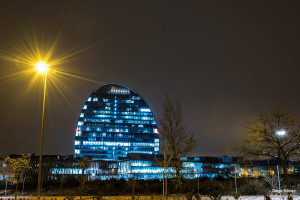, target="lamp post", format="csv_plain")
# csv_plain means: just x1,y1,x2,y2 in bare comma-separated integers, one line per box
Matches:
197,169,199,195
275,130,286,200
234,165,237,194
35,61,48,200
231,164,238,194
